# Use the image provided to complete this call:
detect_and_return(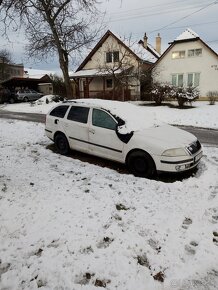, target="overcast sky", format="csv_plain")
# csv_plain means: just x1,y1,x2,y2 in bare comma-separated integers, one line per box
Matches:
0,0,218,73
